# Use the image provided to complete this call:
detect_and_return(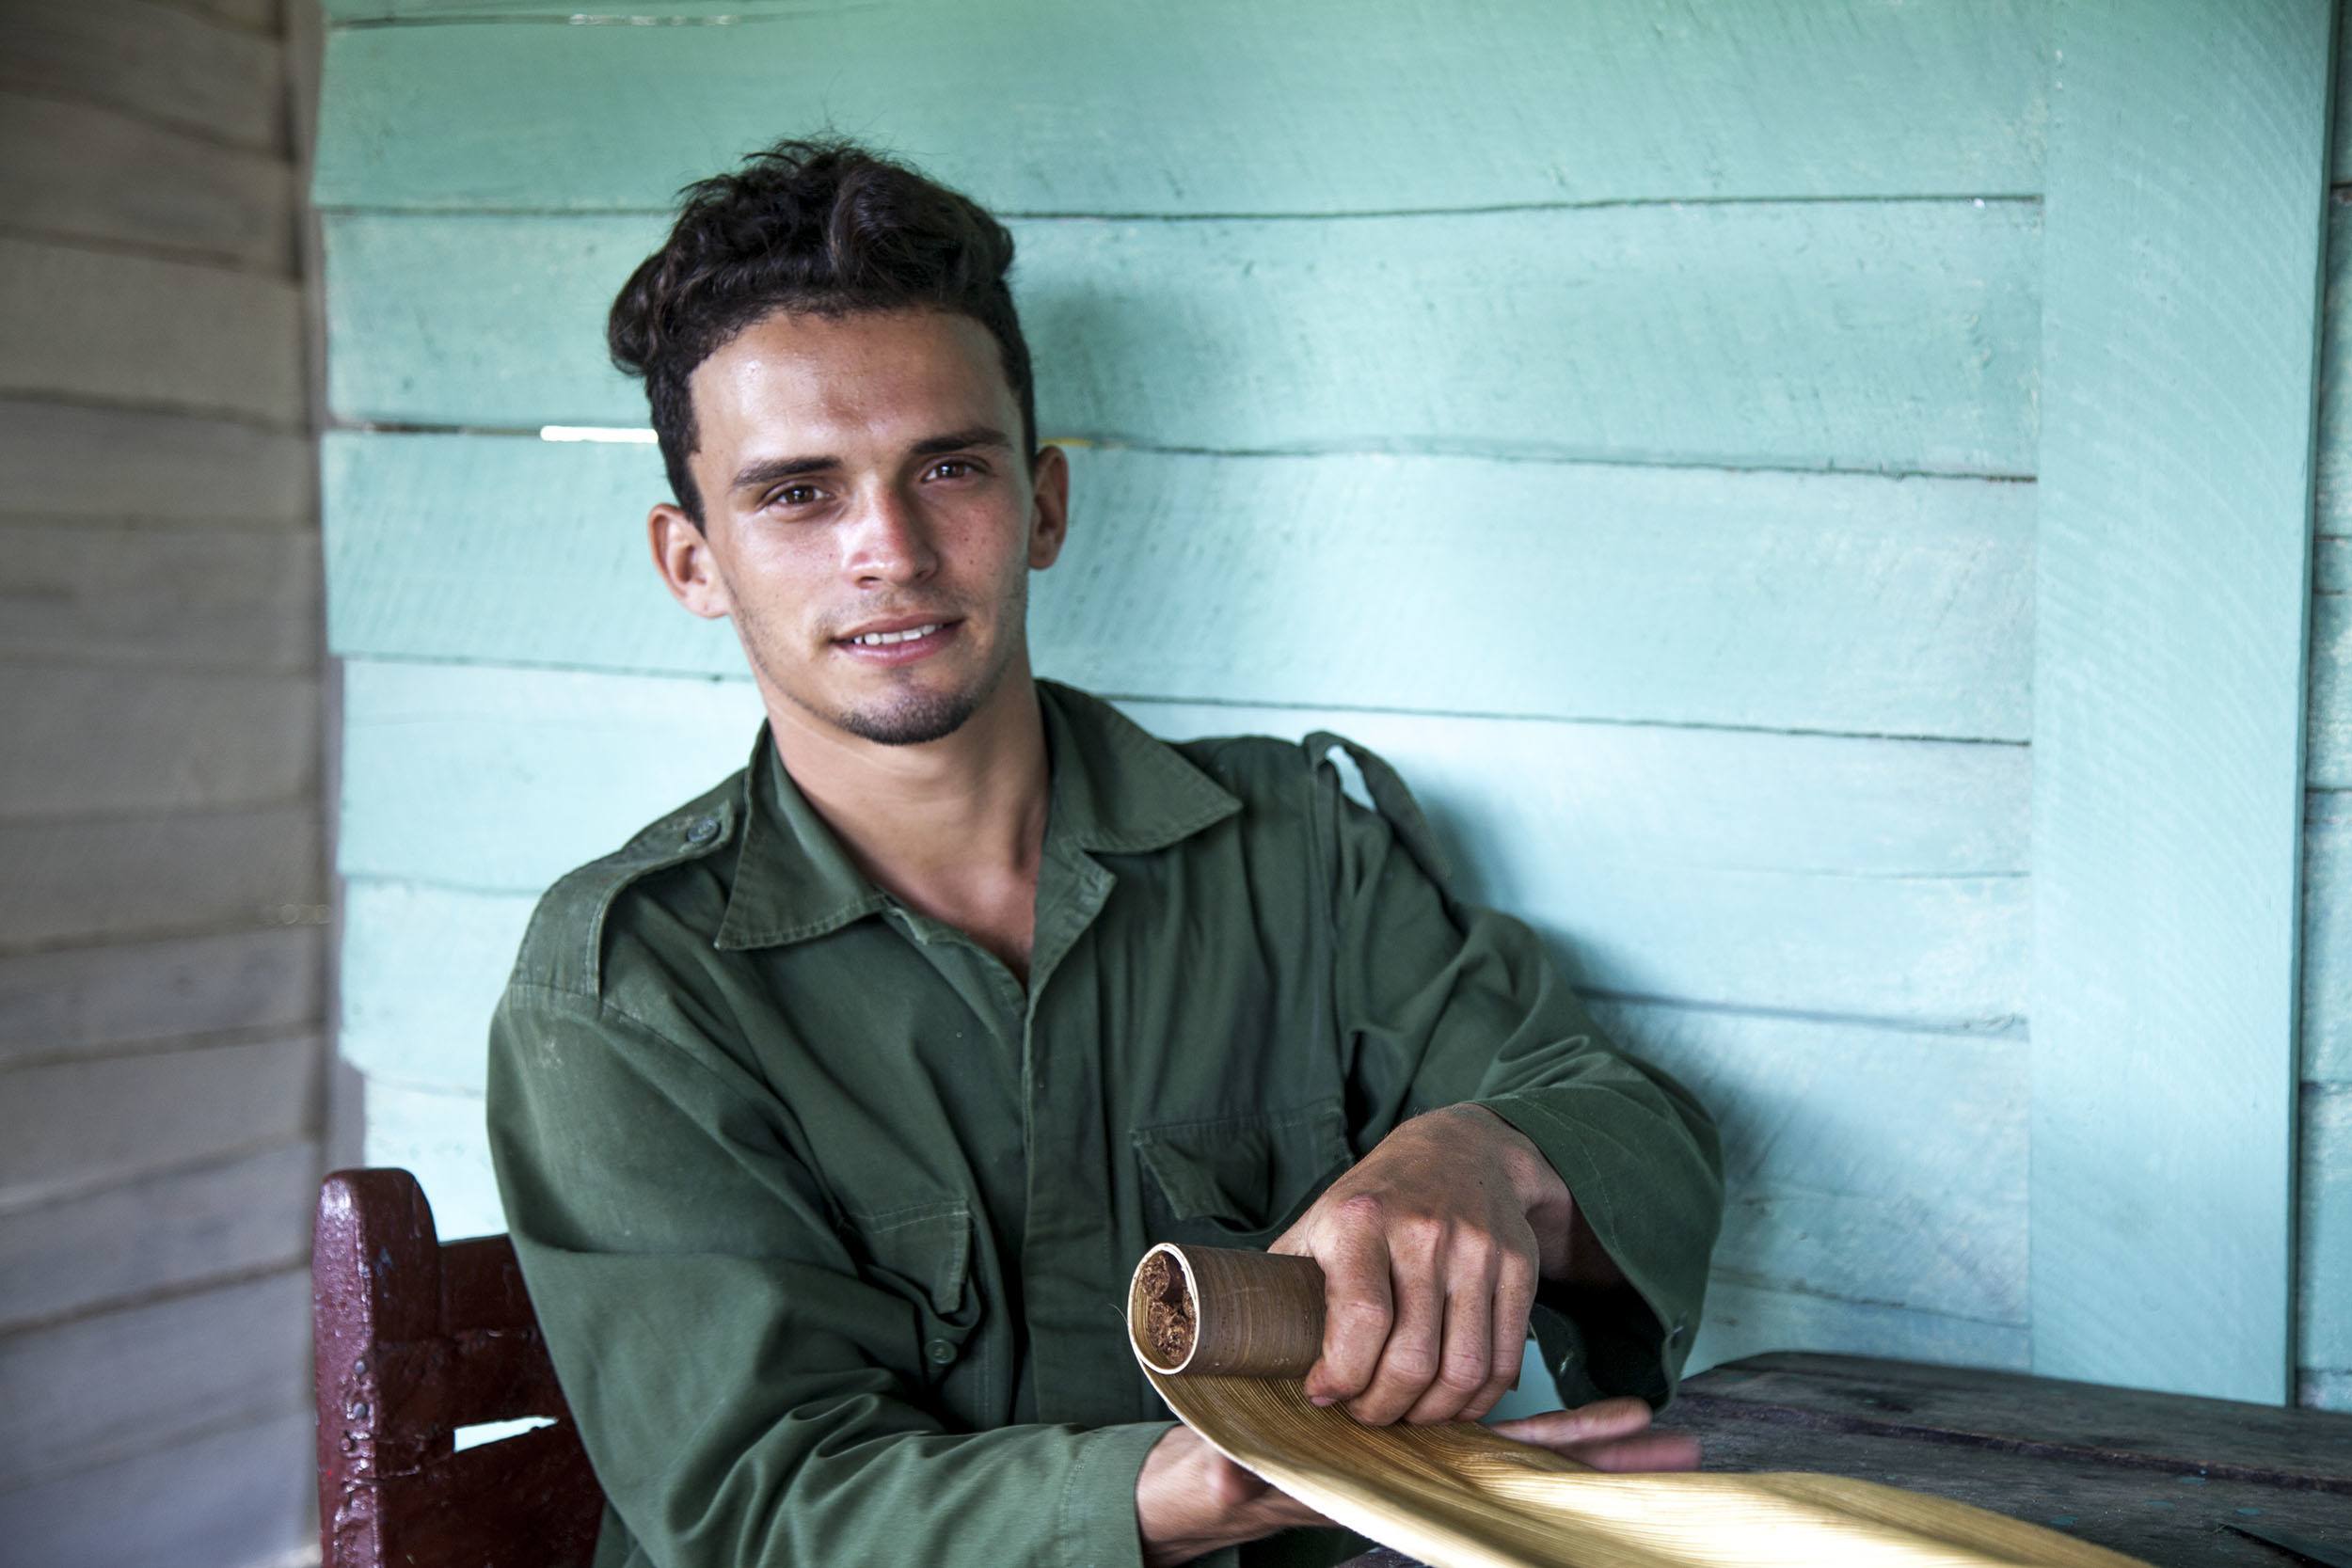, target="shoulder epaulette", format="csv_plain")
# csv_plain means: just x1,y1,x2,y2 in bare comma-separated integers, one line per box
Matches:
1303,730,1457,890
512,772,745,997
